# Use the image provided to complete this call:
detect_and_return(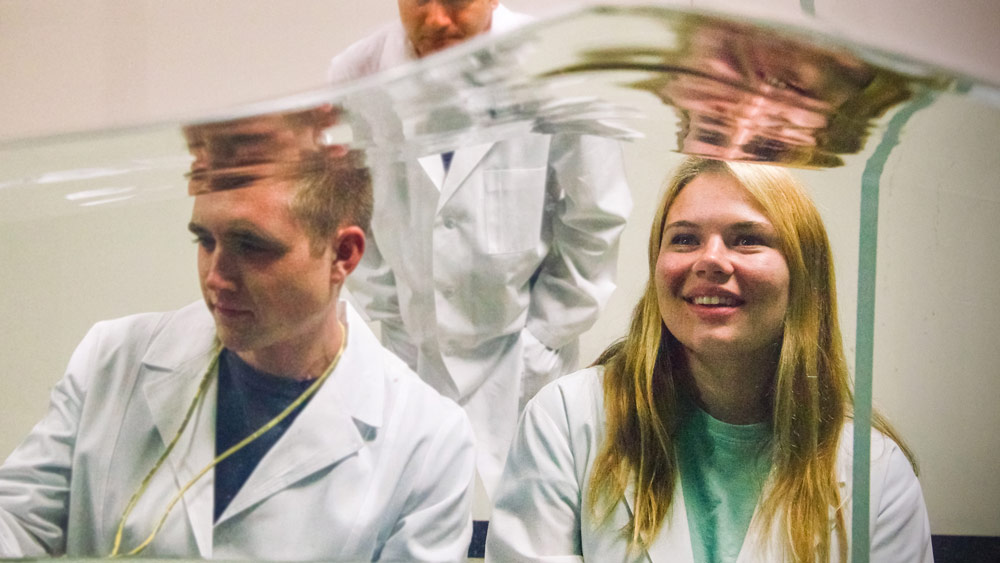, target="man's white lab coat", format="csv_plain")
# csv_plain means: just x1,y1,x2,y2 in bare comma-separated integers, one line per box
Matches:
328,5,633,498
0,301,475,561
486,368,934,563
